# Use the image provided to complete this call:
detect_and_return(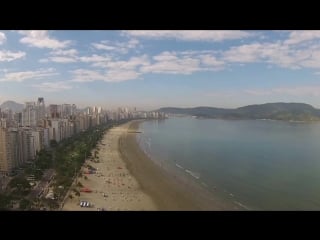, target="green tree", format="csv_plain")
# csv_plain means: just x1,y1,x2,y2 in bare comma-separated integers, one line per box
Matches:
50,140,58,148
0,194,11,210
19,198,31,210
9,177,31,192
